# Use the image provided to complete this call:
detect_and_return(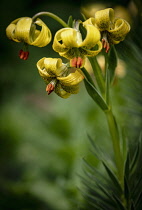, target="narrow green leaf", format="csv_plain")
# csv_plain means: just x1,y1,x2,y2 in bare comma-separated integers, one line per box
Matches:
124,176,130,203
88,56,105,94
125,153,130,180
81,13,87,21
113,194,126,210
67,15,73,27
134,188,142,208
97,183,116,204
105,66,110,105
81,67,96,86
130,133,142,173
131,176,142,199
82,158,108,183
84,78,109,111
108,45,118,83
130,200,136,210
122,128,128,162
84,190,114,210
102,162,122,194
87,134,105,161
